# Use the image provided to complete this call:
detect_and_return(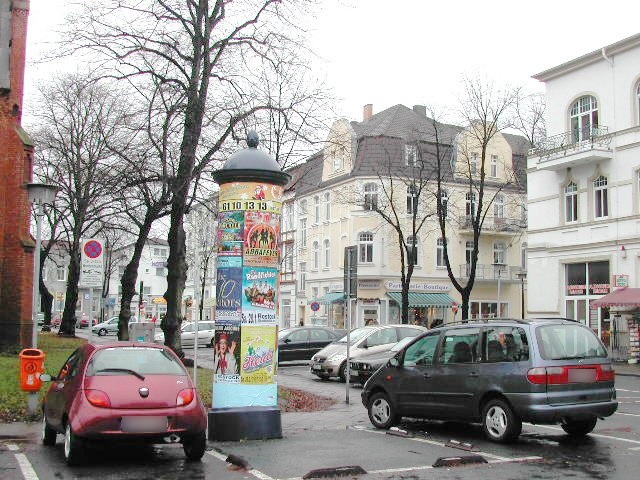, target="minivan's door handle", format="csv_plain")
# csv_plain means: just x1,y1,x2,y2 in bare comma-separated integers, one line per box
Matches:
468,372,479,377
